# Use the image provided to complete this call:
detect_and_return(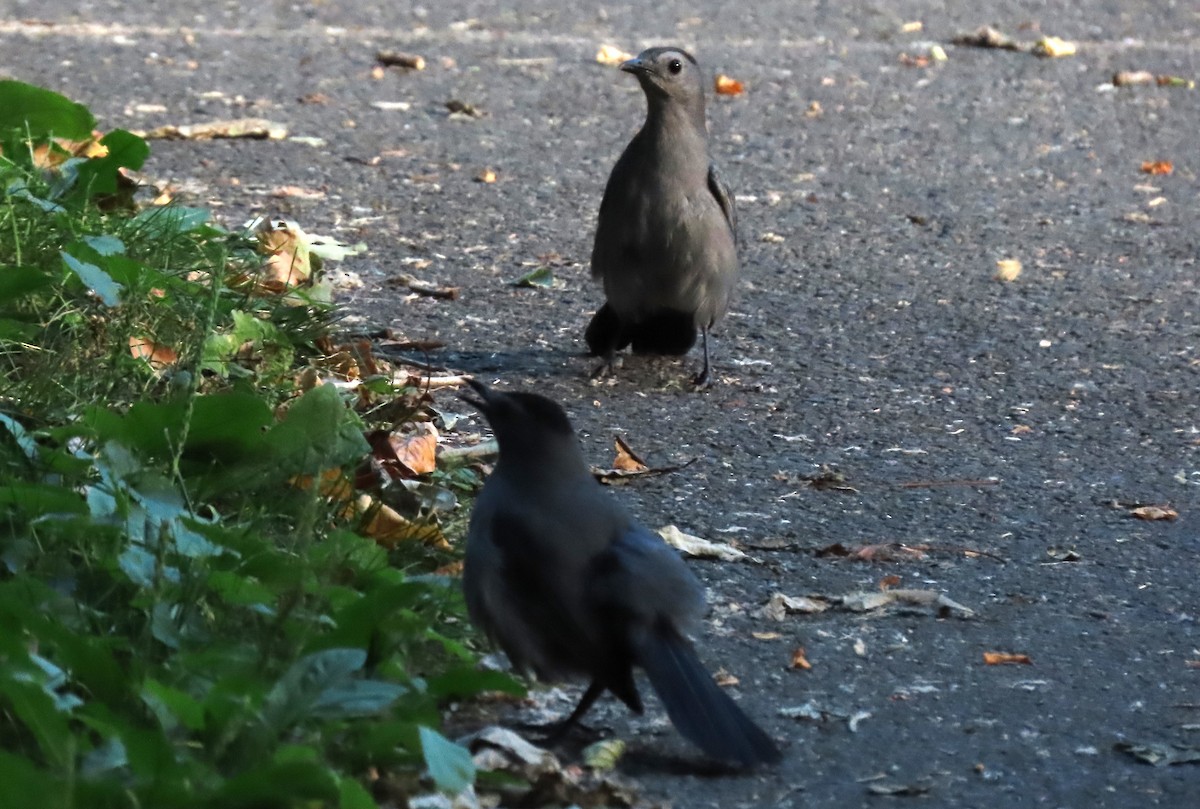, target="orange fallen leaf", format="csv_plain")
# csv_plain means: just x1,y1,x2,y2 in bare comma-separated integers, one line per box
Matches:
714,74,745,96
790,647,812,670
1130,504,1178,521
390,423,439,476
1141,160,1174,175
128,336,178,371
983,652,1032,666
612,435,648,473
879,574,902,590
